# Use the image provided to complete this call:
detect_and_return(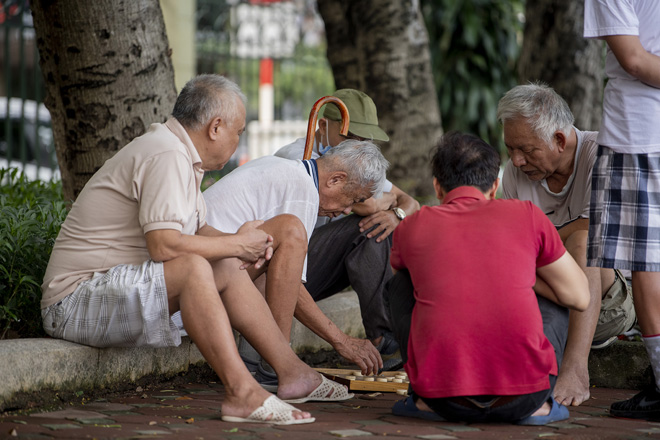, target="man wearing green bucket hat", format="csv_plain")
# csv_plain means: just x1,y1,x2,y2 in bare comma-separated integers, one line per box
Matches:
275,89,420,371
